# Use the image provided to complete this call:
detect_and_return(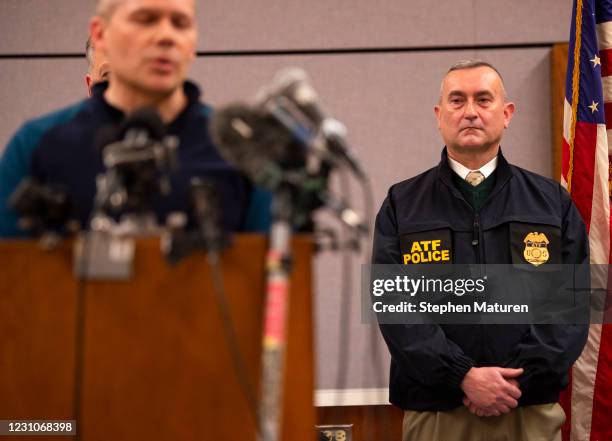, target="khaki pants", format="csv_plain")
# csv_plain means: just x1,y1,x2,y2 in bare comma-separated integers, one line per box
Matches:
402,403,565,441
